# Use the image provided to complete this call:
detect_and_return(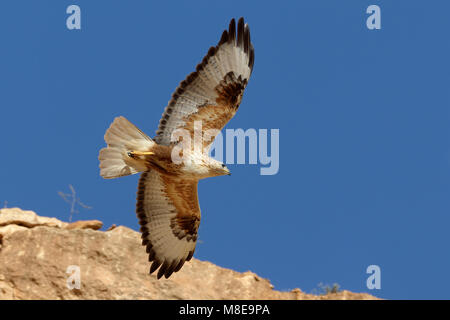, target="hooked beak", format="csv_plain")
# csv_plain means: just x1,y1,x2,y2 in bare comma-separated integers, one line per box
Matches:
222,163,231,176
